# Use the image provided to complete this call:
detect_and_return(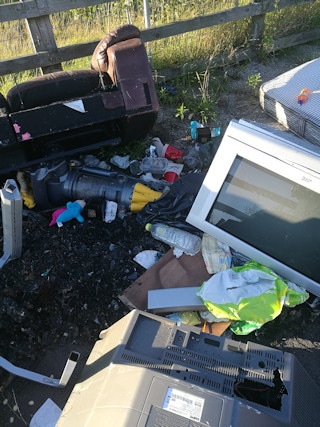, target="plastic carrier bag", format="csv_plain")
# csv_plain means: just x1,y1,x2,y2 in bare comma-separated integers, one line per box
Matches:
197,260,309,335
